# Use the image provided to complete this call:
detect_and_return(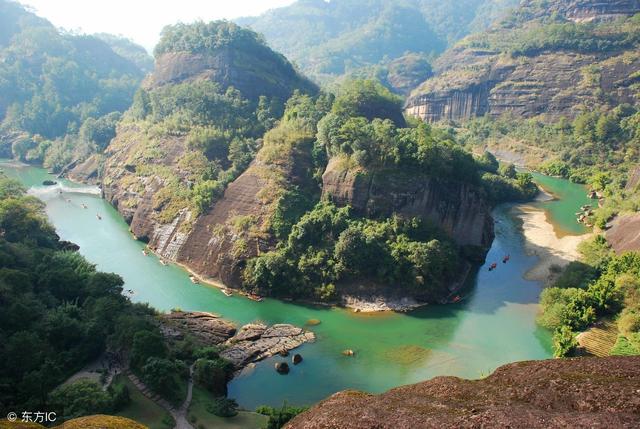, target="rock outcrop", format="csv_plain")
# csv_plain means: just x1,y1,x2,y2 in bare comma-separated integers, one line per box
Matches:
322,158,494,250
160,312,315,369
146,47,316,100
405,1,640,123
221,323,315,368
286,355,640,429
607,213,640,252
